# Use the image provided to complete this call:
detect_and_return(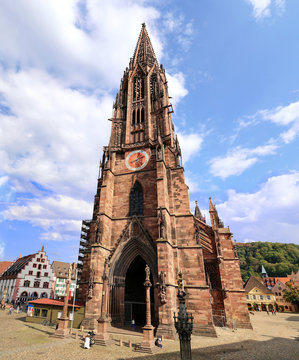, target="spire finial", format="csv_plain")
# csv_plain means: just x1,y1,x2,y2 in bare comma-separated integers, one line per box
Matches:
142,22,146,28
209,197,214,211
